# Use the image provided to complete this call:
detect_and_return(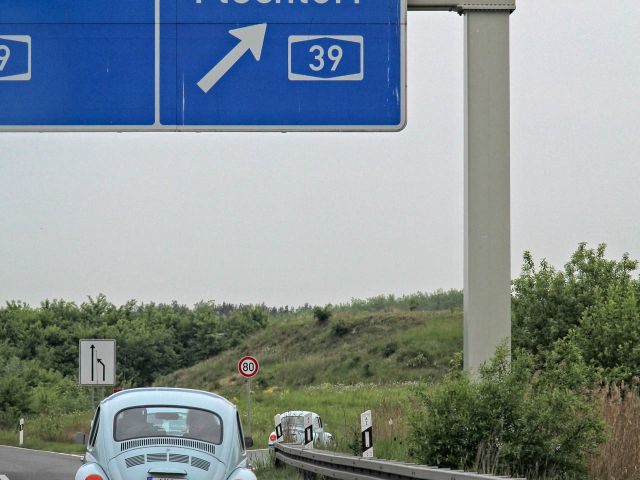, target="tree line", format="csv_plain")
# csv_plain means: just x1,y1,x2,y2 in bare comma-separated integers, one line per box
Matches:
0,296,268,426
